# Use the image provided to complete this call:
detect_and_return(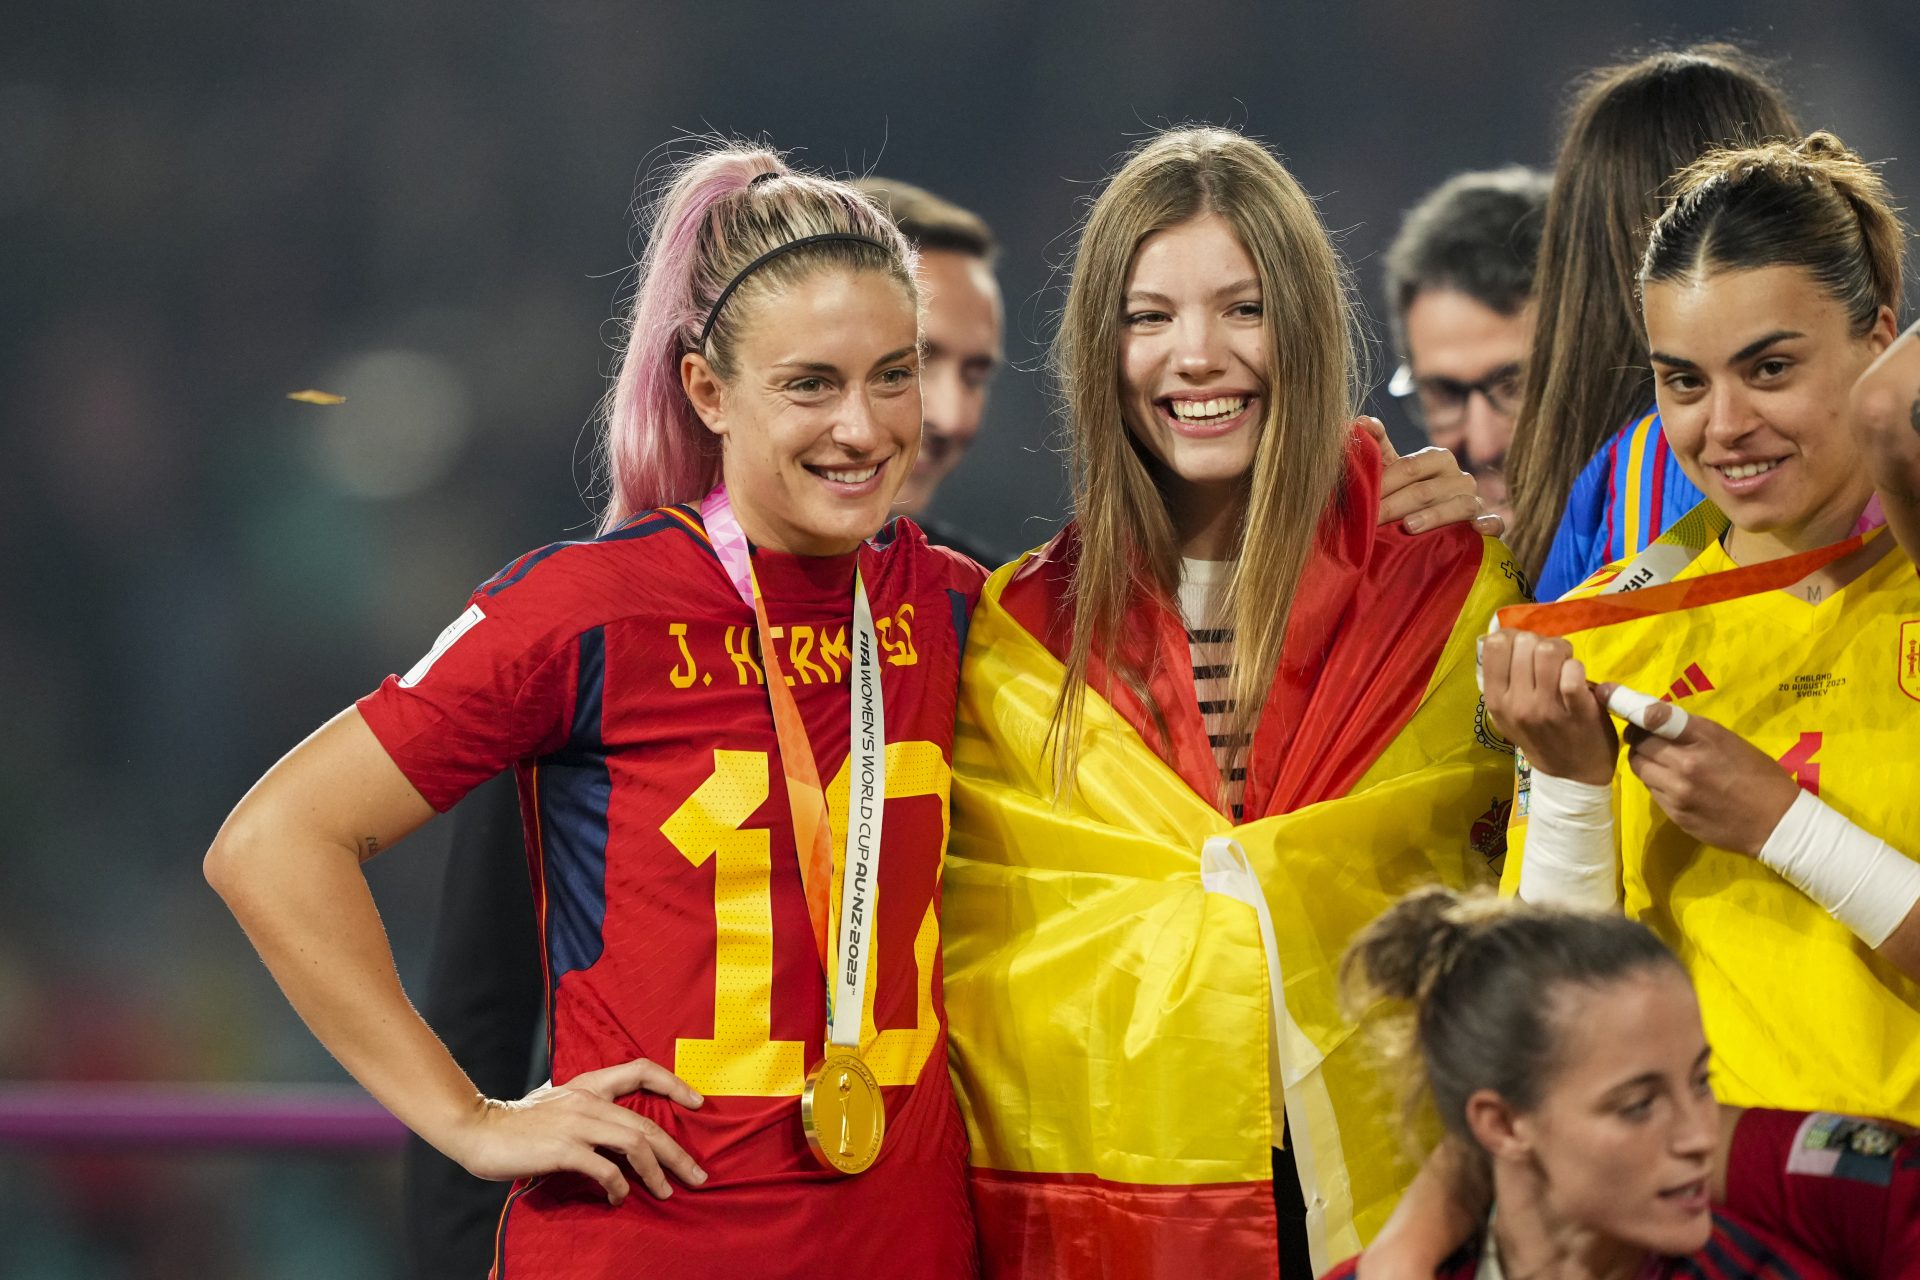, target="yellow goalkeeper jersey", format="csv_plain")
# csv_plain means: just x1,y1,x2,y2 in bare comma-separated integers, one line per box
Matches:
1502,525,1920,1123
